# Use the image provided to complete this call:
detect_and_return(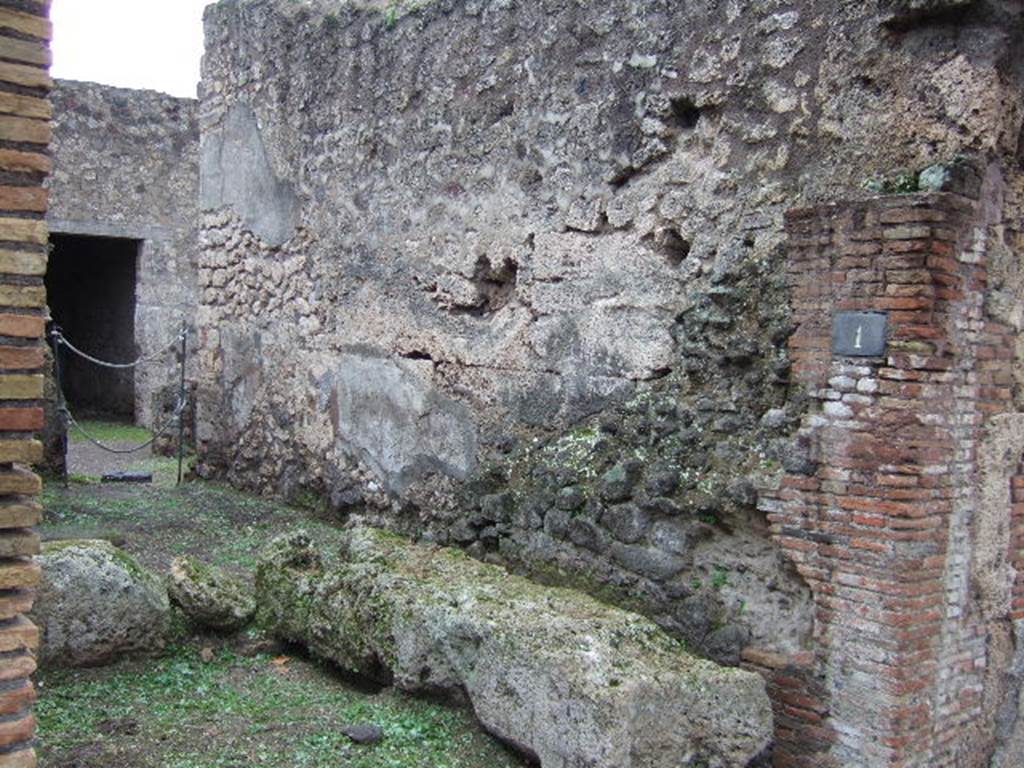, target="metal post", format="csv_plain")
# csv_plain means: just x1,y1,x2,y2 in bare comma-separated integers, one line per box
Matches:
51,327,69,488
176,322,187,487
